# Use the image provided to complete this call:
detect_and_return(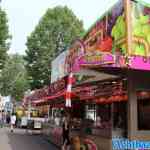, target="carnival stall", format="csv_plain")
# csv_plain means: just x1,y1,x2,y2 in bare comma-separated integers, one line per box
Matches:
23,0,150,149
64,0,150,149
